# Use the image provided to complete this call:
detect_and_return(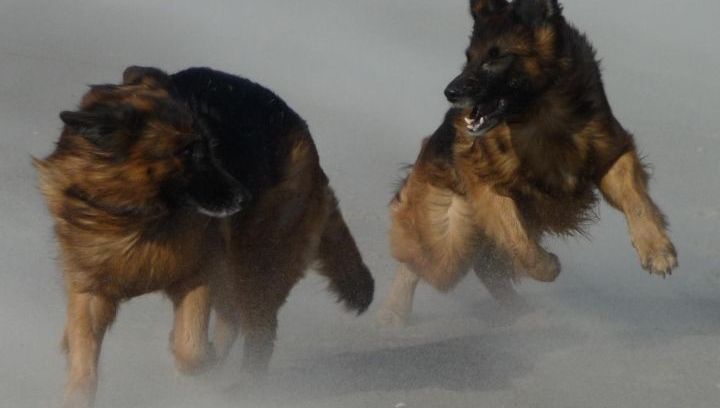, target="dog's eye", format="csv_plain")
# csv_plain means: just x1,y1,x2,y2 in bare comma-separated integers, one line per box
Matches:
482,47,513,70
176,141,196,158
487,47,501,59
